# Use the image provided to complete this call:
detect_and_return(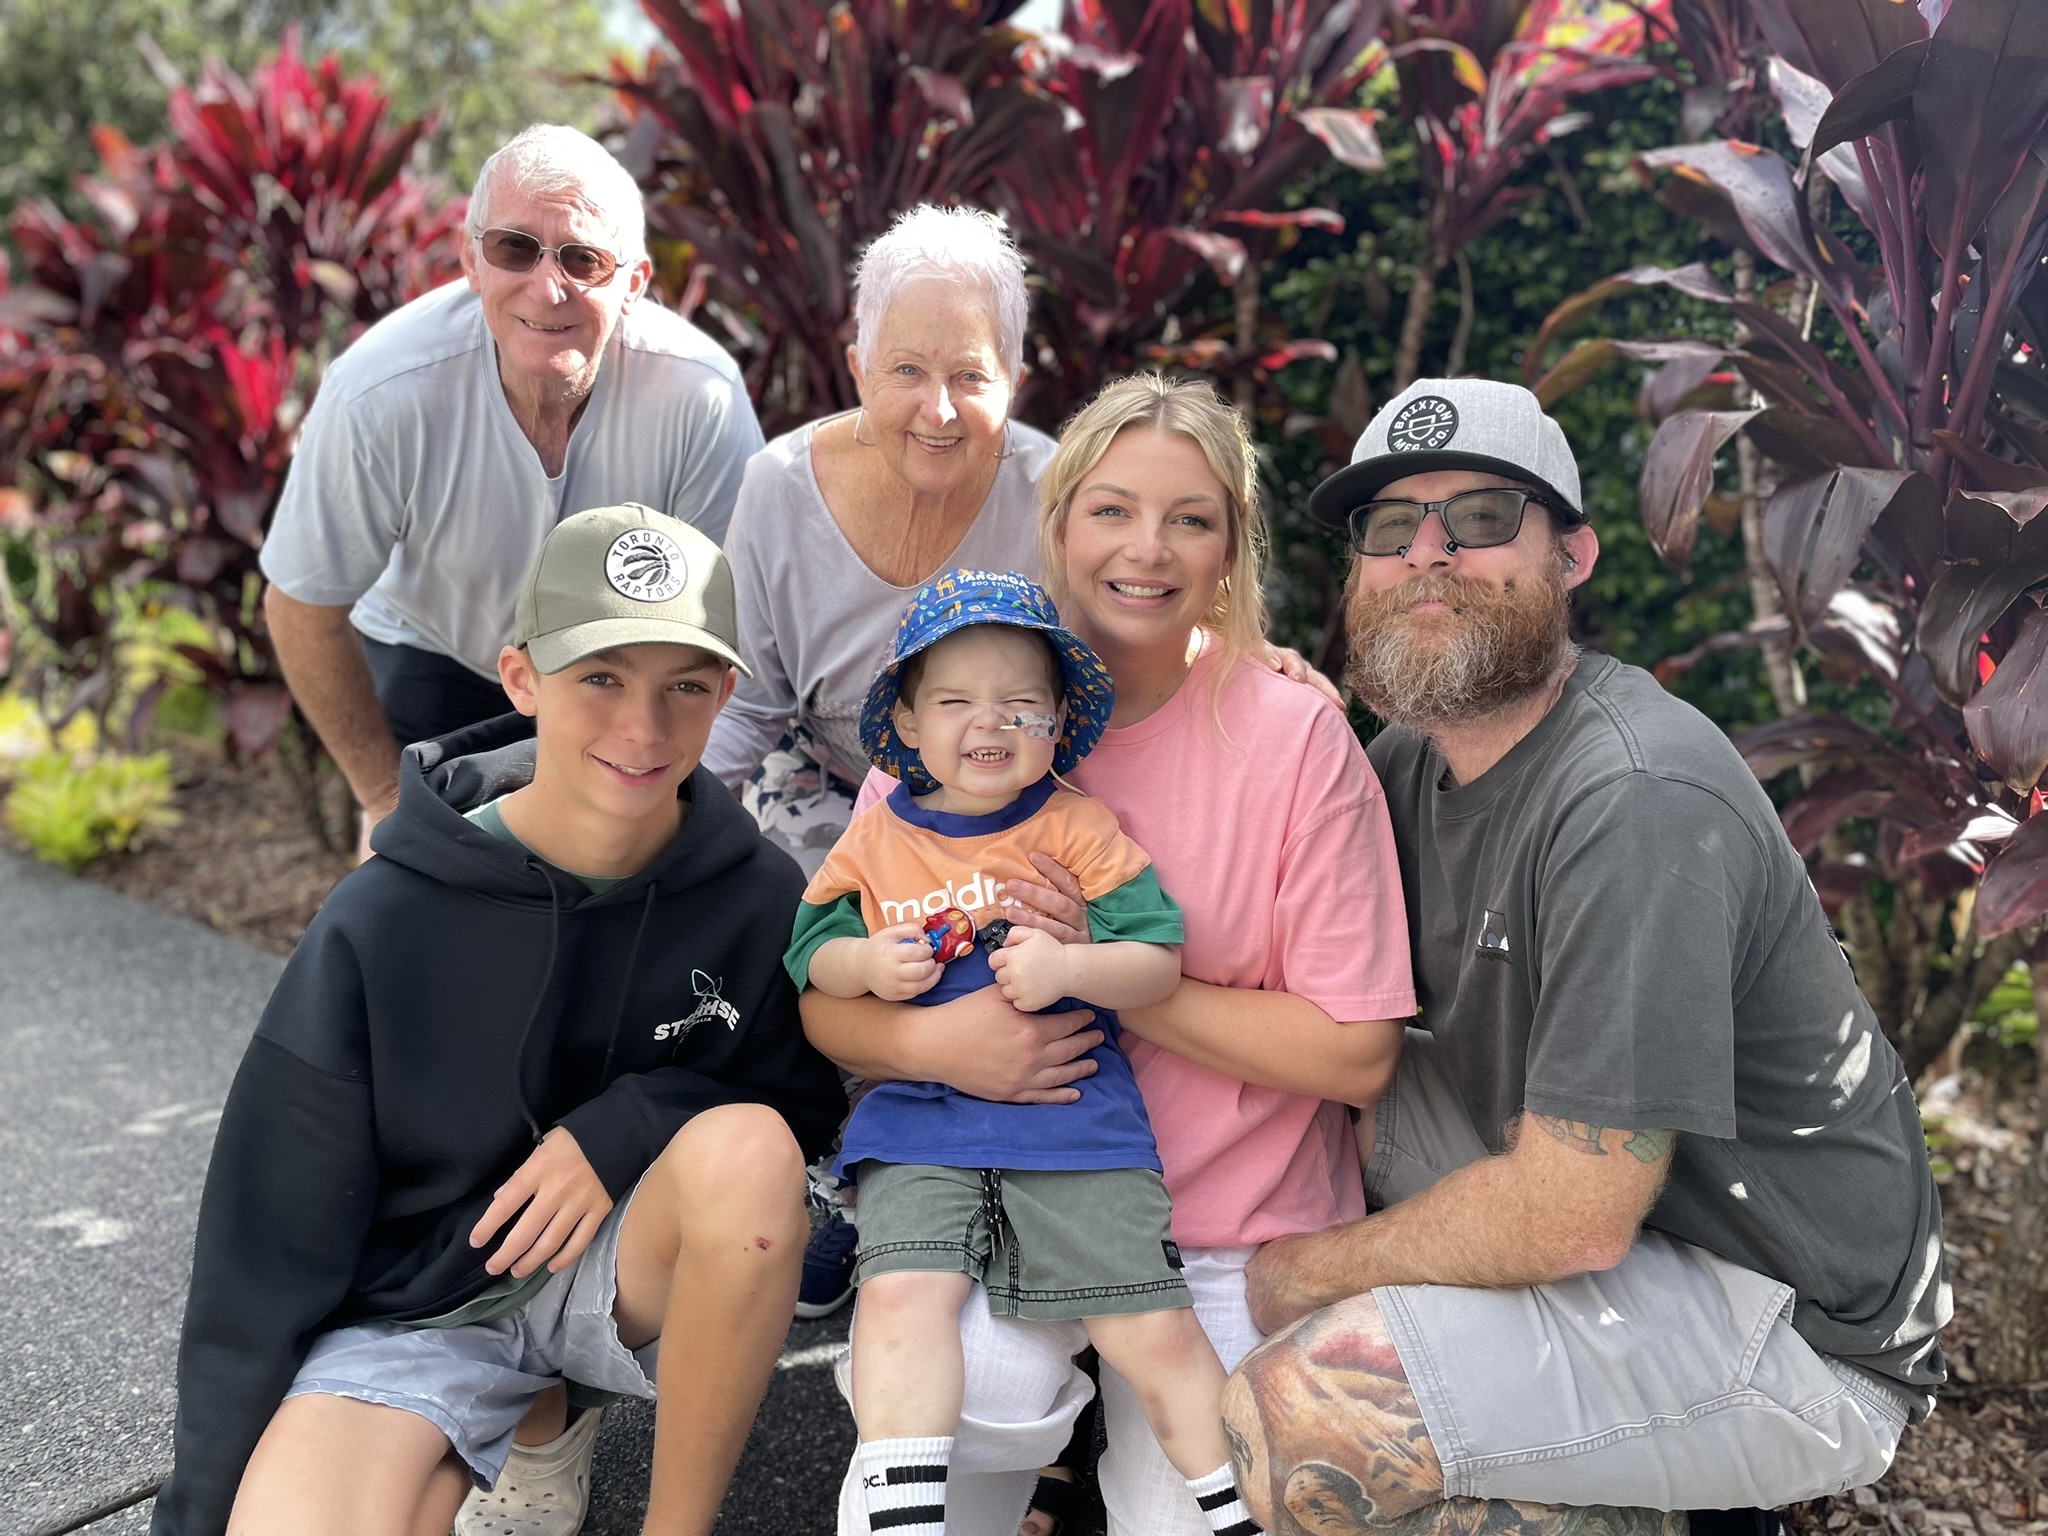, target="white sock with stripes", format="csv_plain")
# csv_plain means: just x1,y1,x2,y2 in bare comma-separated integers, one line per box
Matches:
859,1436,952,1534
1188,1460,1261,1534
